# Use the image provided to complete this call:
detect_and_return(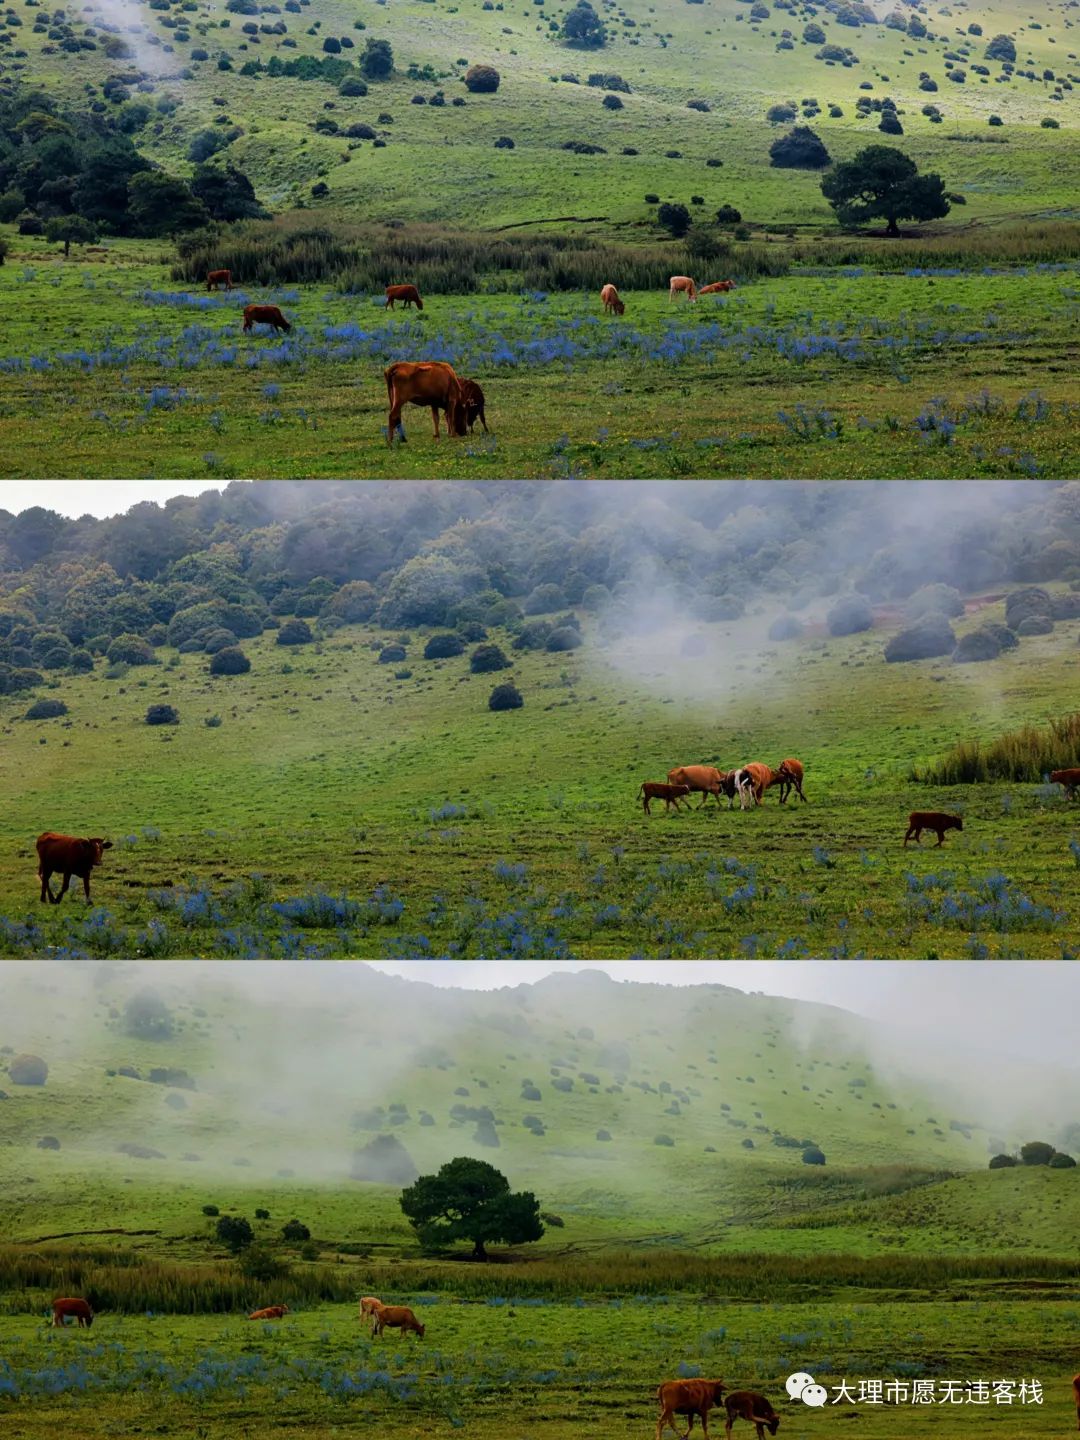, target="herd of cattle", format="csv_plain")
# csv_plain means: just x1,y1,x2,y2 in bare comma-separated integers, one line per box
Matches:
639,760,807,816
202,271,737,443
48,1297,779,1438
